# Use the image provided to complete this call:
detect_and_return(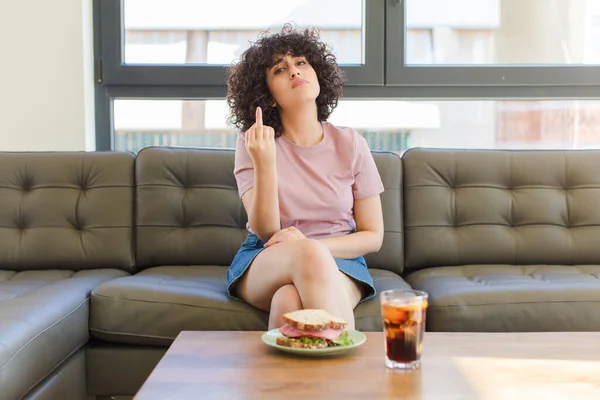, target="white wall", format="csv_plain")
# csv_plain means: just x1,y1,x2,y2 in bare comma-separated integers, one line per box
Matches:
0,0,95,151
